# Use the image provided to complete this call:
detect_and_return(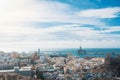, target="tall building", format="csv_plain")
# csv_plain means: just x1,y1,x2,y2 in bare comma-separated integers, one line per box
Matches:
38,49,40,56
